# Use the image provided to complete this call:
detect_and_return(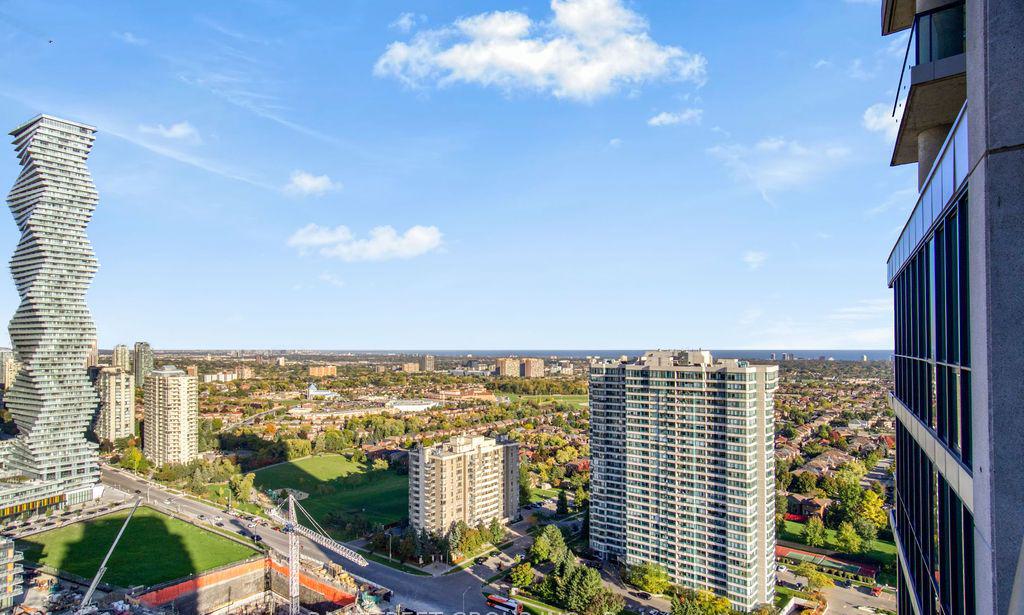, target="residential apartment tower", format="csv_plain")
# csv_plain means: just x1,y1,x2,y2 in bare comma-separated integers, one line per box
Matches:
589,351,777,611
143,365,199,466
408,435,519,536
